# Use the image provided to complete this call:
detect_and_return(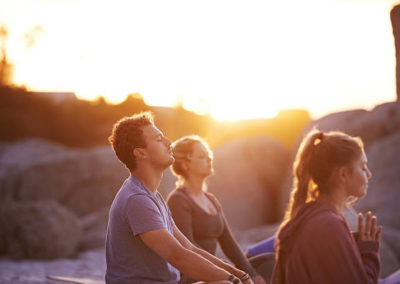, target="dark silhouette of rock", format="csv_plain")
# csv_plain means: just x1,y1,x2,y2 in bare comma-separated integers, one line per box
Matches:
391,4,400,100
0,201,82,259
